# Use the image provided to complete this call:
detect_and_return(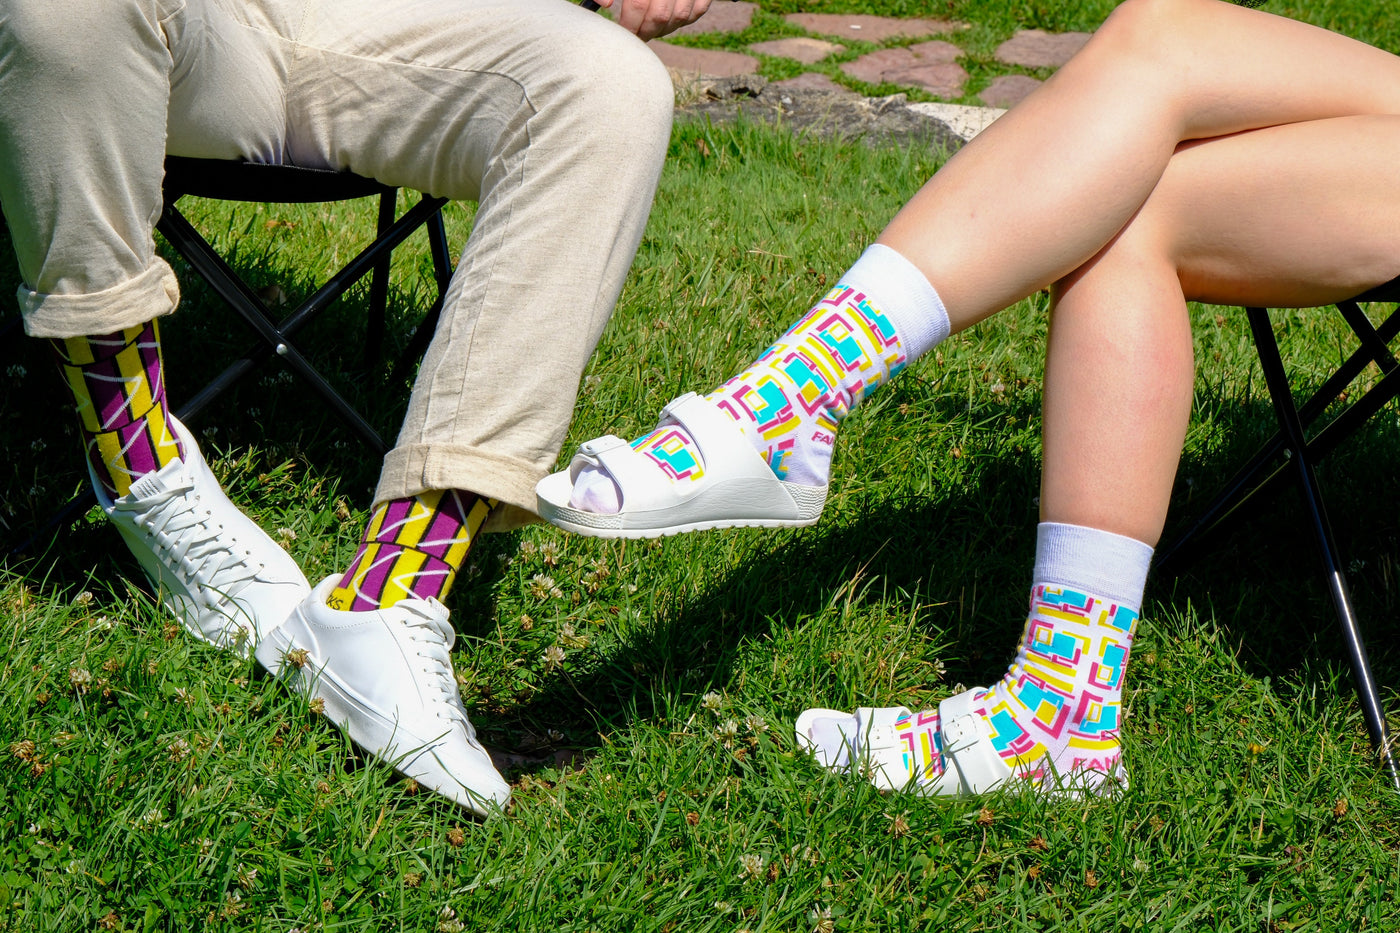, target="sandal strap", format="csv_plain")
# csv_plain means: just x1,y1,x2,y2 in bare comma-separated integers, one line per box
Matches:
567,435,679,513
660,393,775,483
936,690,1014,795
537,392,827,535
566,394,780,514
852,706,915,792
